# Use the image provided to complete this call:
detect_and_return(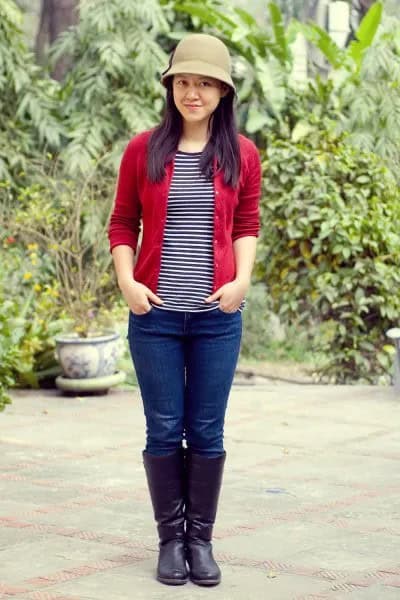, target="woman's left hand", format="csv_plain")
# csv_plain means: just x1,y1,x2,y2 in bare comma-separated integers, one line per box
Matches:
205,278,249,313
